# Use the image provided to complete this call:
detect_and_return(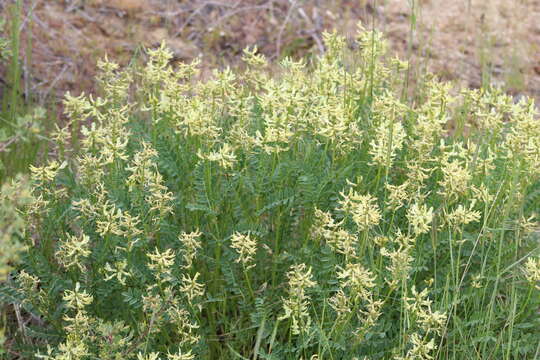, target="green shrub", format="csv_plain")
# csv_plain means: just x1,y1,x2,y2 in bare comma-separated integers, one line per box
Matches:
6,27,540,359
